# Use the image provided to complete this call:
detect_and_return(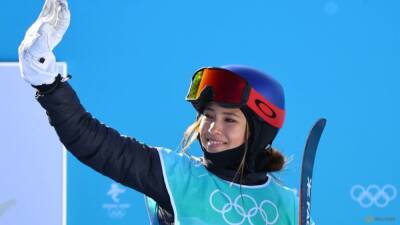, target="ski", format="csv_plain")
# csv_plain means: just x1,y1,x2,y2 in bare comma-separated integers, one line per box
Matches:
299,118,327,225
